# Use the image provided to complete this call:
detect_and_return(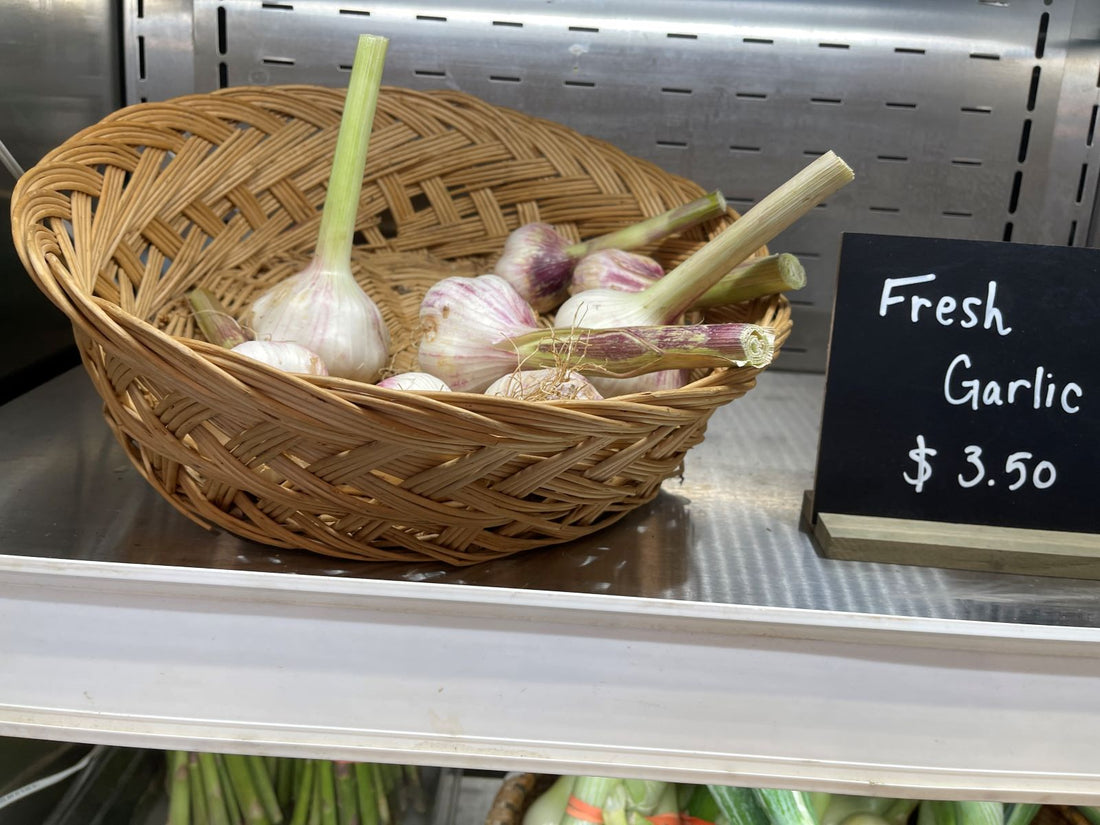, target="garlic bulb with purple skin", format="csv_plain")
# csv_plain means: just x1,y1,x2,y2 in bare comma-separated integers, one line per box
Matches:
493,190,728,313
569,250,665,296
417,274,541,392
377,372,452,391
